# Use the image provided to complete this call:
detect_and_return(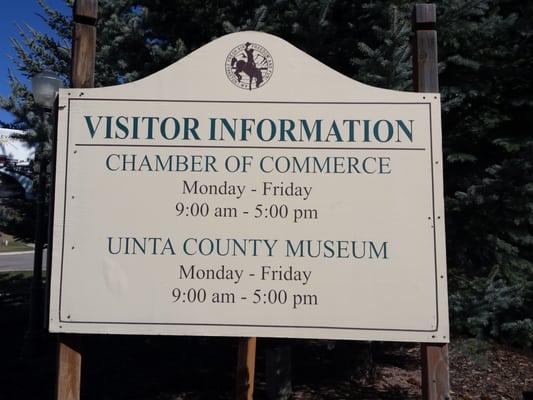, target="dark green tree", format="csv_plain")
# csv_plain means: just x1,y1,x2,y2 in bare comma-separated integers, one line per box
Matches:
435,0,533,347
351,4,412,90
